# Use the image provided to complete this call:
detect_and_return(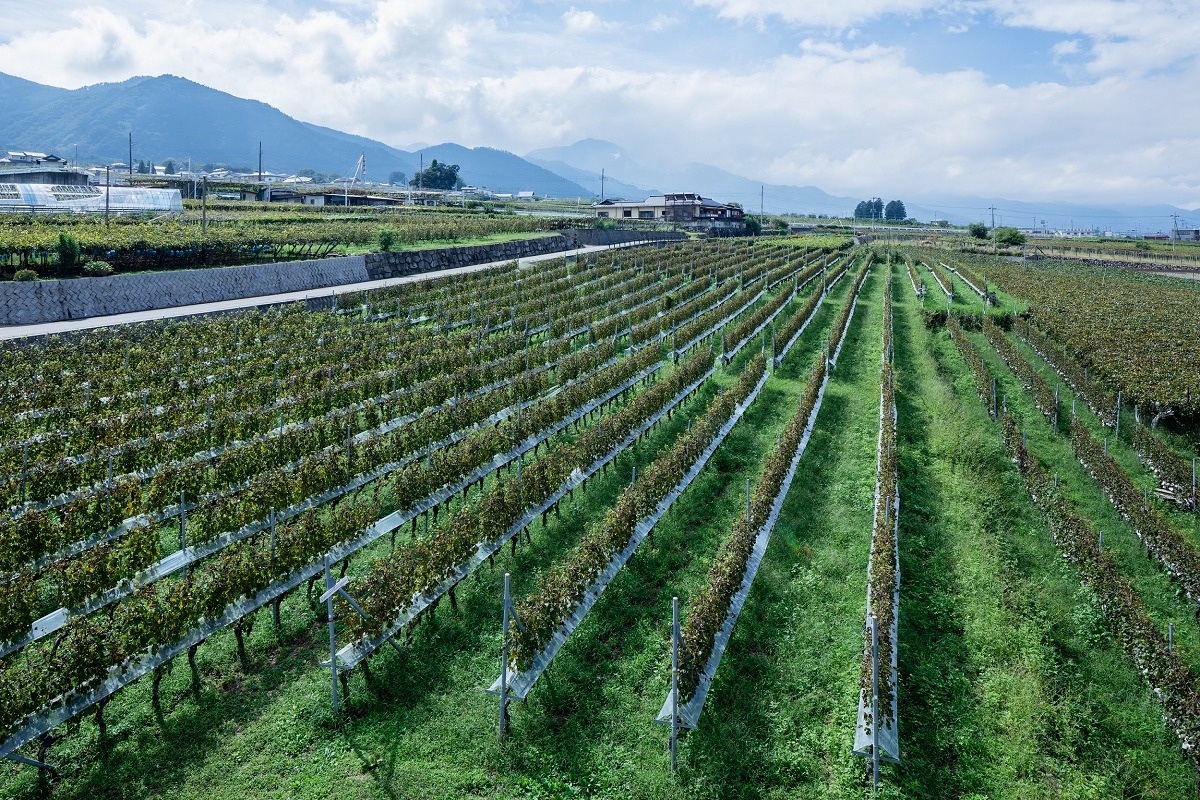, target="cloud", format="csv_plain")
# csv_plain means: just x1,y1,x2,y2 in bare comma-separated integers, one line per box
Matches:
0,1,1198,207
646,14,679,32
689,0,953,29
562,8,614,34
